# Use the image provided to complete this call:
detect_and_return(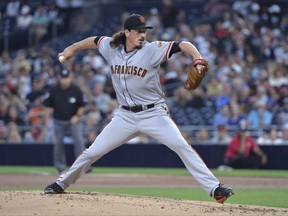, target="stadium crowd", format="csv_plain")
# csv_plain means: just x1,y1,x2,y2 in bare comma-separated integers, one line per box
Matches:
0,0,288,145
